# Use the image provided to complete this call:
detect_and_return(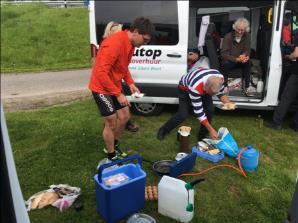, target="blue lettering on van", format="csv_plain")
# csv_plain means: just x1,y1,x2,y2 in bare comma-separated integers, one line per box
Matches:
133,48,162,60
